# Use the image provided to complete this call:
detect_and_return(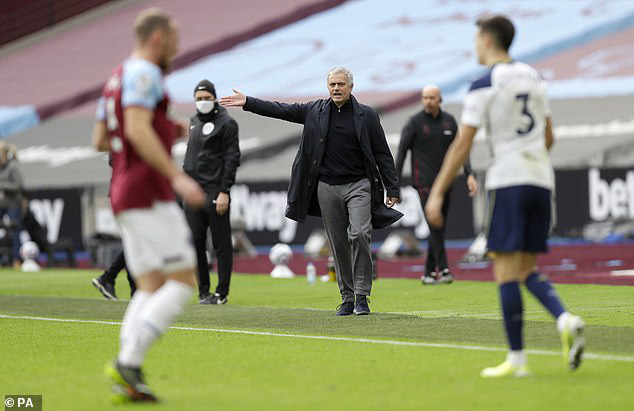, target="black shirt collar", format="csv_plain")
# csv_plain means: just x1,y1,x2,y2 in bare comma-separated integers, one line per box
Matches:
330,98,352,112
